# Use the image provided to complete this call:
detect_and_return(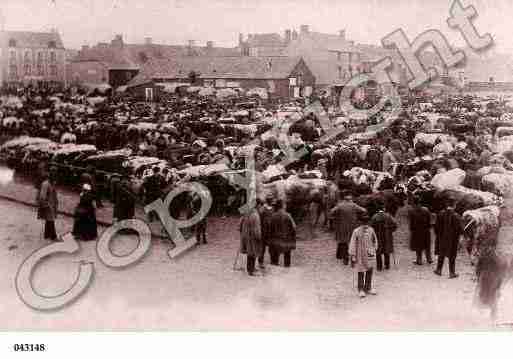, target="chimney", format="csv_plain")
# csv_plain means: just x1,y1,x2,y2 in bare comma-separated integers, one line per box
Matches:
300,25,309,35
206,41,214,49
187,40,196,56
111,34,124,49
292,30,298,40
284,29,292,44
339,30,346,40
145,37,152,45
